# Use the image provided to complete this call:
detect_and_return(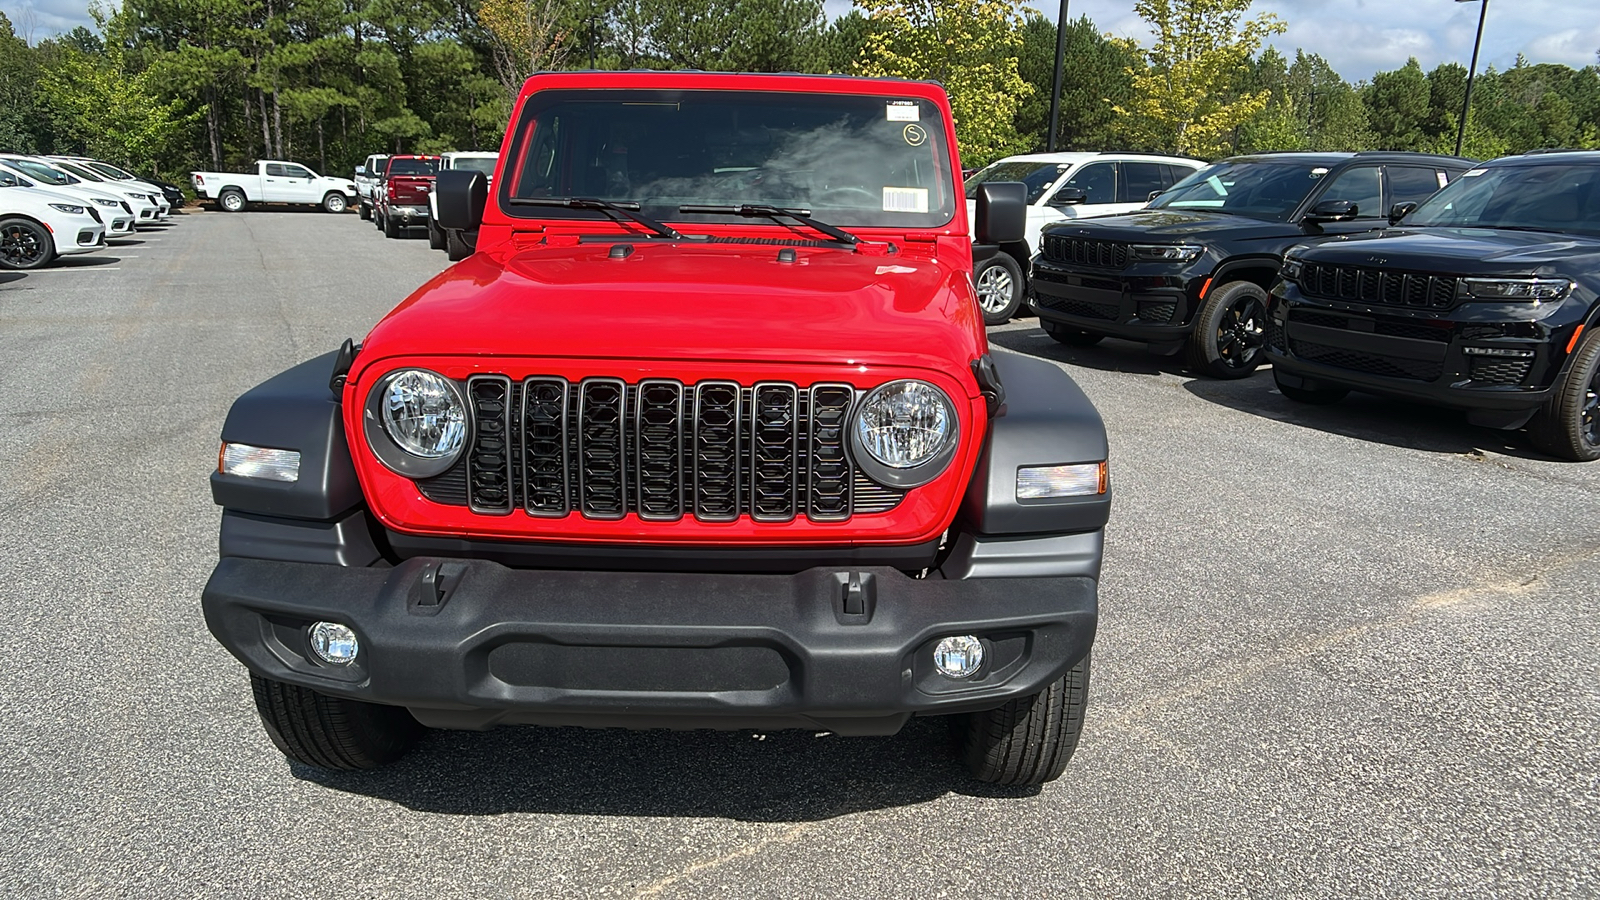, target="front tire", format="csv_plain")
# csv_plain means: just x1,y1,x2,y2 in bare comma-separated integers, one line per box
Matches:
358,201,371,221
1043,321,1104,346
218,188,246,212
322,192,347,214
1528,328,1600,461
427,219,445,250
250,674,422,770
1188,280,1268,379
956,655,1090,785
1273,369,1349,405
445,228,473,261
974,254,1025,325
0,217,56,270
